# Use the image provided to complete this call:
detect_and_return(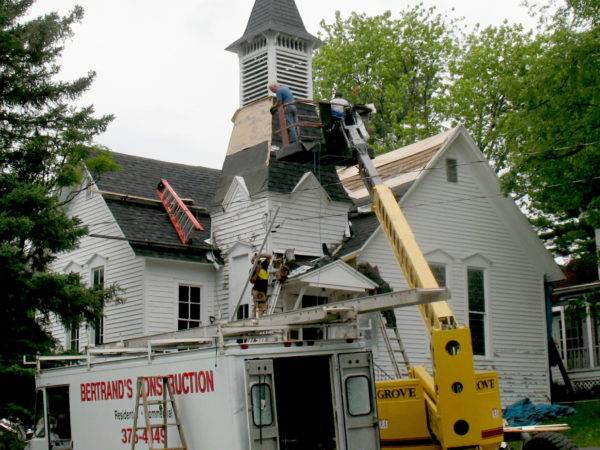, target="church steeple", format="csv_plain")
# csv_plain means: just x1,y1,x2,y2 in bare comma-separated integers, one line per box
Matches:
226,0,322,106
